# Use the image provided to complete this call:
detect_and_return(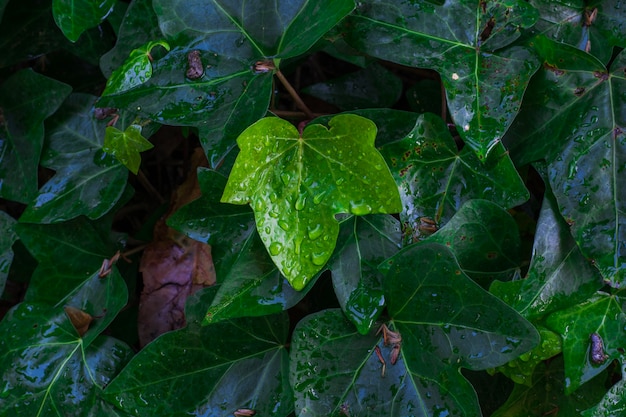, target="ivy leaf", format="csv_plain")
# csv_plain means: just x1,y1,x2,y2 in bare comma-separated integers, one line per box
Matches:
102,40,170,96
221,114,401,290
492,356,607,417
490,178,604,320
545,293,626,394
329,214,400,334
582,357,626,417
52,0,116,42
0,211,17,296
103,124,153,174
19,94,128,224
0,69,71,203
168,168,314,323
345,0,541,159
504,38,626,286
103,311,293,417
379,113,529,244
